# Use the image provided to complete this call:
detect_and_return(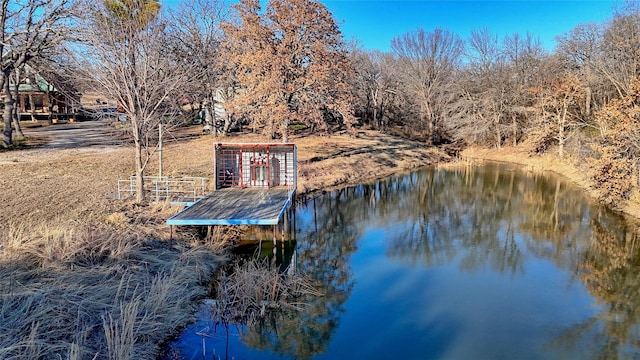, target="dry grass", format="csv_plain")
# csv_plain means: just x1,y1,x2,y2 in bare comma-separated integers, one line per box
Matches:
293,130,449,193
0,222,226,360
